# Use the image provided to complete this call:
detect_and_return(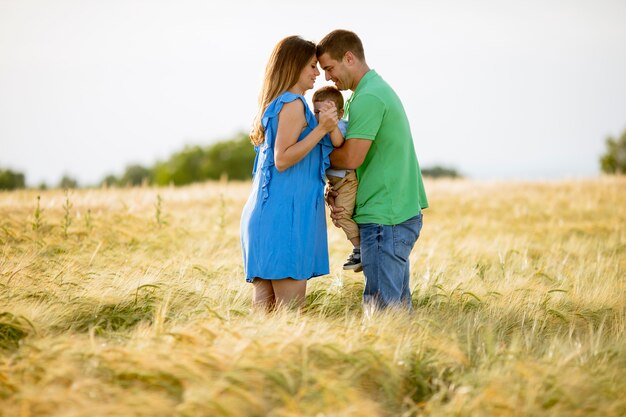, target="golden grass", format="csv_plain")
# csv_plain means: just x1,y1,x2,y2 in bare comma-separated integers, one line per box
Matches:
0,177,624,416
